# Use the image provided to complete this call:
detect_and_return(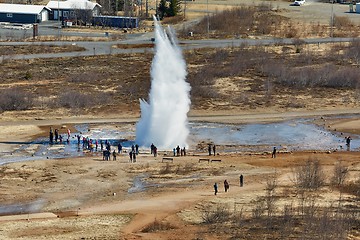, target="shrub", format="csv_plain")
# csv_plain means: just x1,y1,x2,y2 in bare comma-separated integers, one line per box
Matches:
331,160,349,186
141,219,174,232
252,197,266,219
66,71,103,83
342,178,360,198
0,88,33,112
24,71,32,80
202,204,231,224
333,15,353,29
57,90,97,109
180,5,285,38
159,163,172,174
345,39,360,65
292,159,325,190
